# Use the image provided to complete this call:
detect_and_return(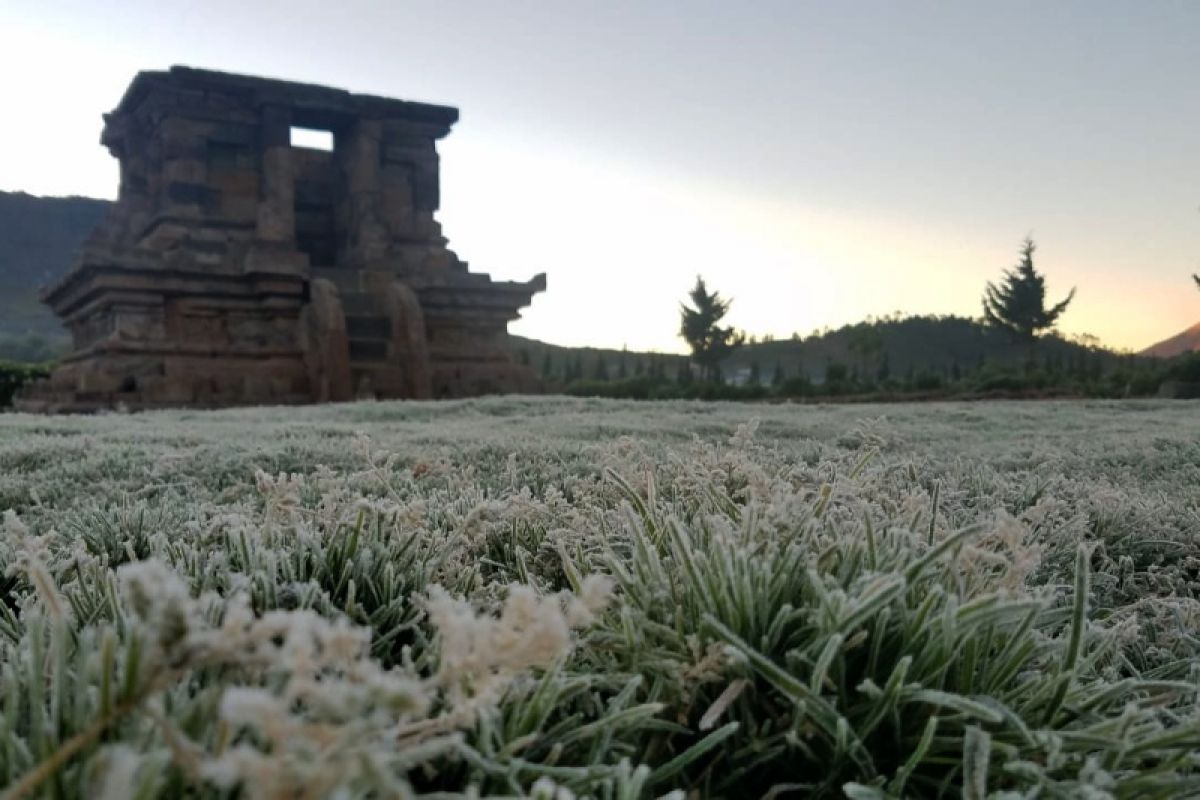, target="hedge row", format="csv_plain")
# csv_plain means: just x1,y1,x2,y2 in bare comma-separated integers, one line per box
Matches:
564,352,1200,403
